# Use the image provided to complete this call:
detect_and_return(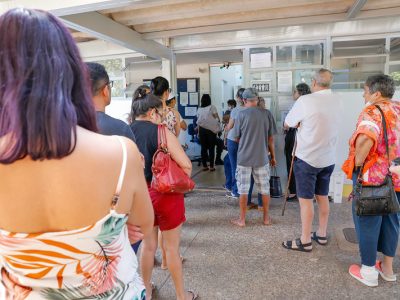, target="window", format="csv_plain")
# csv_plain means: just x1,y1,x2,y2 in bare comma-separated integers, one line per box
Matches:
390,38,400,62
295,43,323,66
389,65,400,87
333,39,386,57
95,59,125,98
331,57,385,89
276,46,292,68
